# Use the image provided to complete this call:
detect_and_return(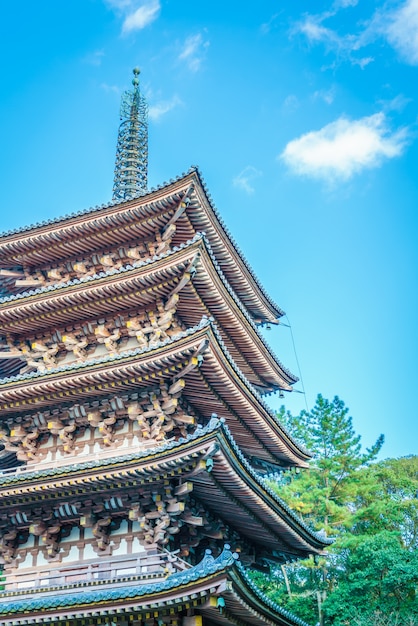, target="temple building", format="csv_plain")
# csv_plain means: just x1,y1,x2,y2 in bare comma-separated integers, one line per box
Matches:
0,70,330,626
